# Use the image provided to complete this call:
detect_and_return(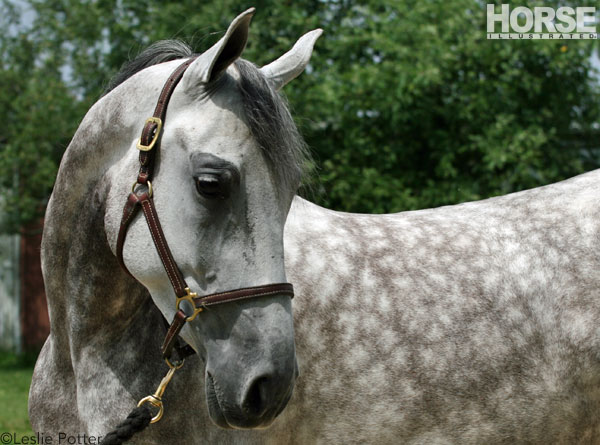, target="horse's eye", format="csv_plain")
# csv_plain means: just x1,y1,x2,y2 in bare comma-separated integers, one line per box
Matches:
195,173,229,199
